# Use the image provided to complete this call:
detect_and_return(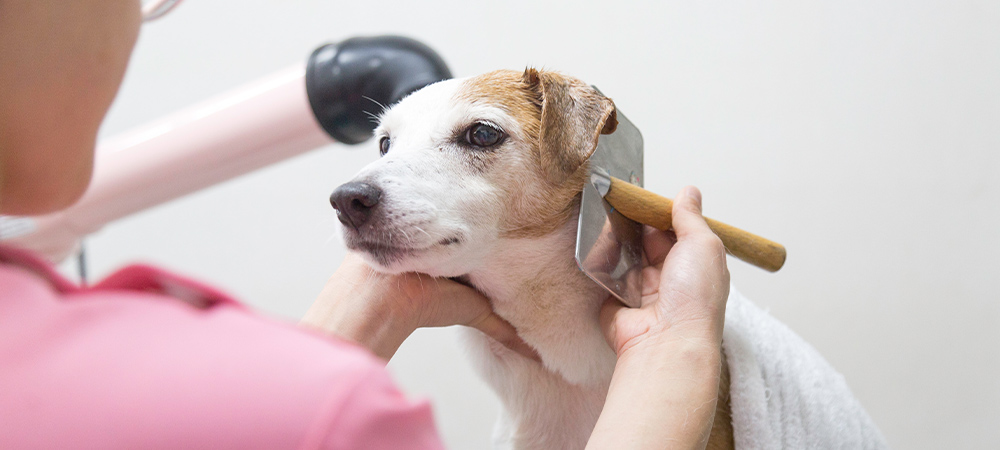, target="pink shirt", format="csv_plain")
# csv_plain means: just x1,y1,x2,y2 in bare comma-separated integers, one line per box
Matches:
0,245,444,449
